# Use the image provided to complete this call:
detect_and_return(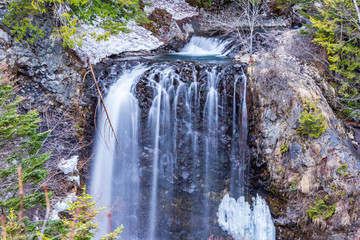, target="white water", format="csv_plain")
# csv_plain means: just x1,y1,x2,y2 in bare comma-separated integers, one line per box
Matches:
218,194,276,240
178,36,233,56
147,68,176,240
203,67,221,229
90,65,147,238
239,74,249,196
